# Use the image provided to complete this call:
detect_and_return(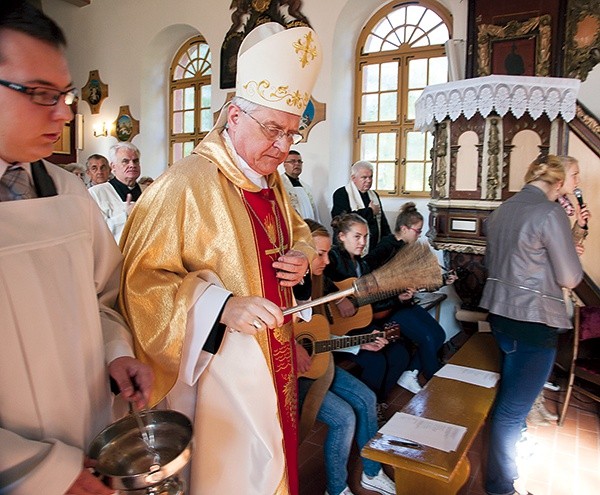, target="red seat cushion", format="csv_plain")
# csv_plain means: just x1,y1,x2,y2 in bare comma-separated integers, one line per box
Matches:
577,358,600,376
579,306,600,340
